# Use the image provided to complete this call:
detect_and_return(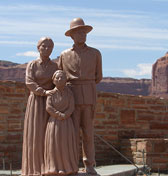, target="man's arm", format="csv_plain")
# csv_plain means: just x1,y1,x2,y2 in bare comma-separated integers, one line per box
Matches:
95,50,103,84
57,54,63,70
